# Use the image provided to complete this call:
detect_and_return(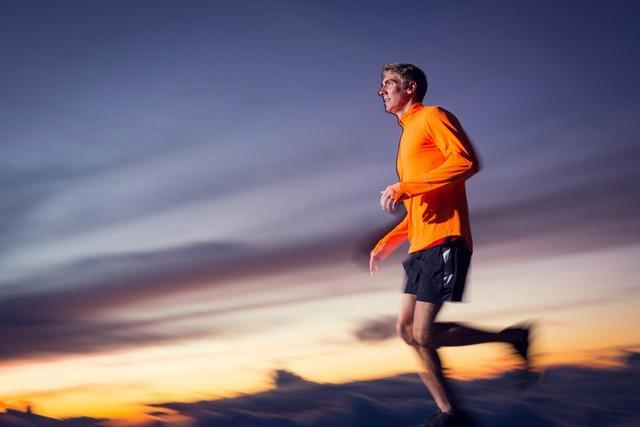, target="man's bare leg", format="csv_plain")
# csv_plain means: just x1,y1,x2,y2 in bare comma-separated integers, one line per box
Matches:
430,321,532,368
397,295,437,395
397,295,460,412
431,321,518,344
411,301,457,414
